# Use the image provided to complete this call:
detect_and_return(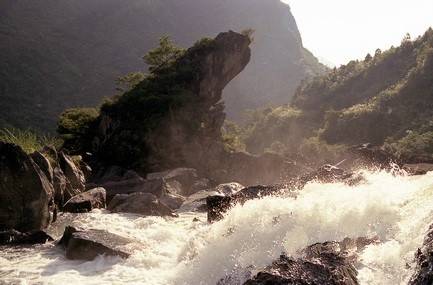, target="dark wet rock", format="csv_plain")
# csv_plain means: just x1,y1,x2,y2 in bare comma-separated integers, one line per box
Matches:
207,185,290,222
0,229,53,245
107,193,176,217
180,182,244,213
59,152,85,195
58,226,132,260
0,142,54,231
63,188,106,213
293,164,364,188
408,223,433,285
207,165,362,222
243,242,359,285
349,143,401,168
403,163,433,176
